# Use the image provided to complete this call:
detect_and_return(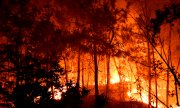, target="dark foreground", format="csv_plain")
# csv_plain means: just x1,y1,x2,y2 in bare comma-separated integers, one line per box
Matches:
81,95,148,108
